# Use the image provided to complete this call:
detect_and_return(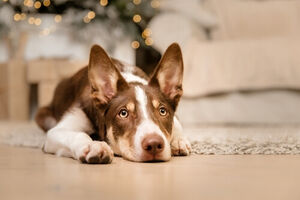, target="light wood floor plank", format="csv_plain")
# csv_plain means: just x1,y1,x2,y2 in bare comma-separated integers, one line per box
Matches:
0,145,300,200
